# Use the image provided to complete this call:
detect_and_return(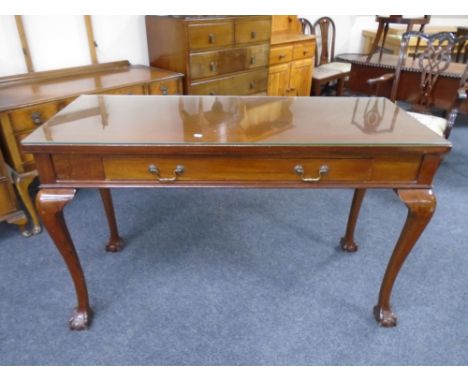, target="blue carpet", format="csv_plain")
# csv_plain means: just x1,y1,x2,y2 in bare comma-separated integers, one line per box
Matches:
1,124,468,365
